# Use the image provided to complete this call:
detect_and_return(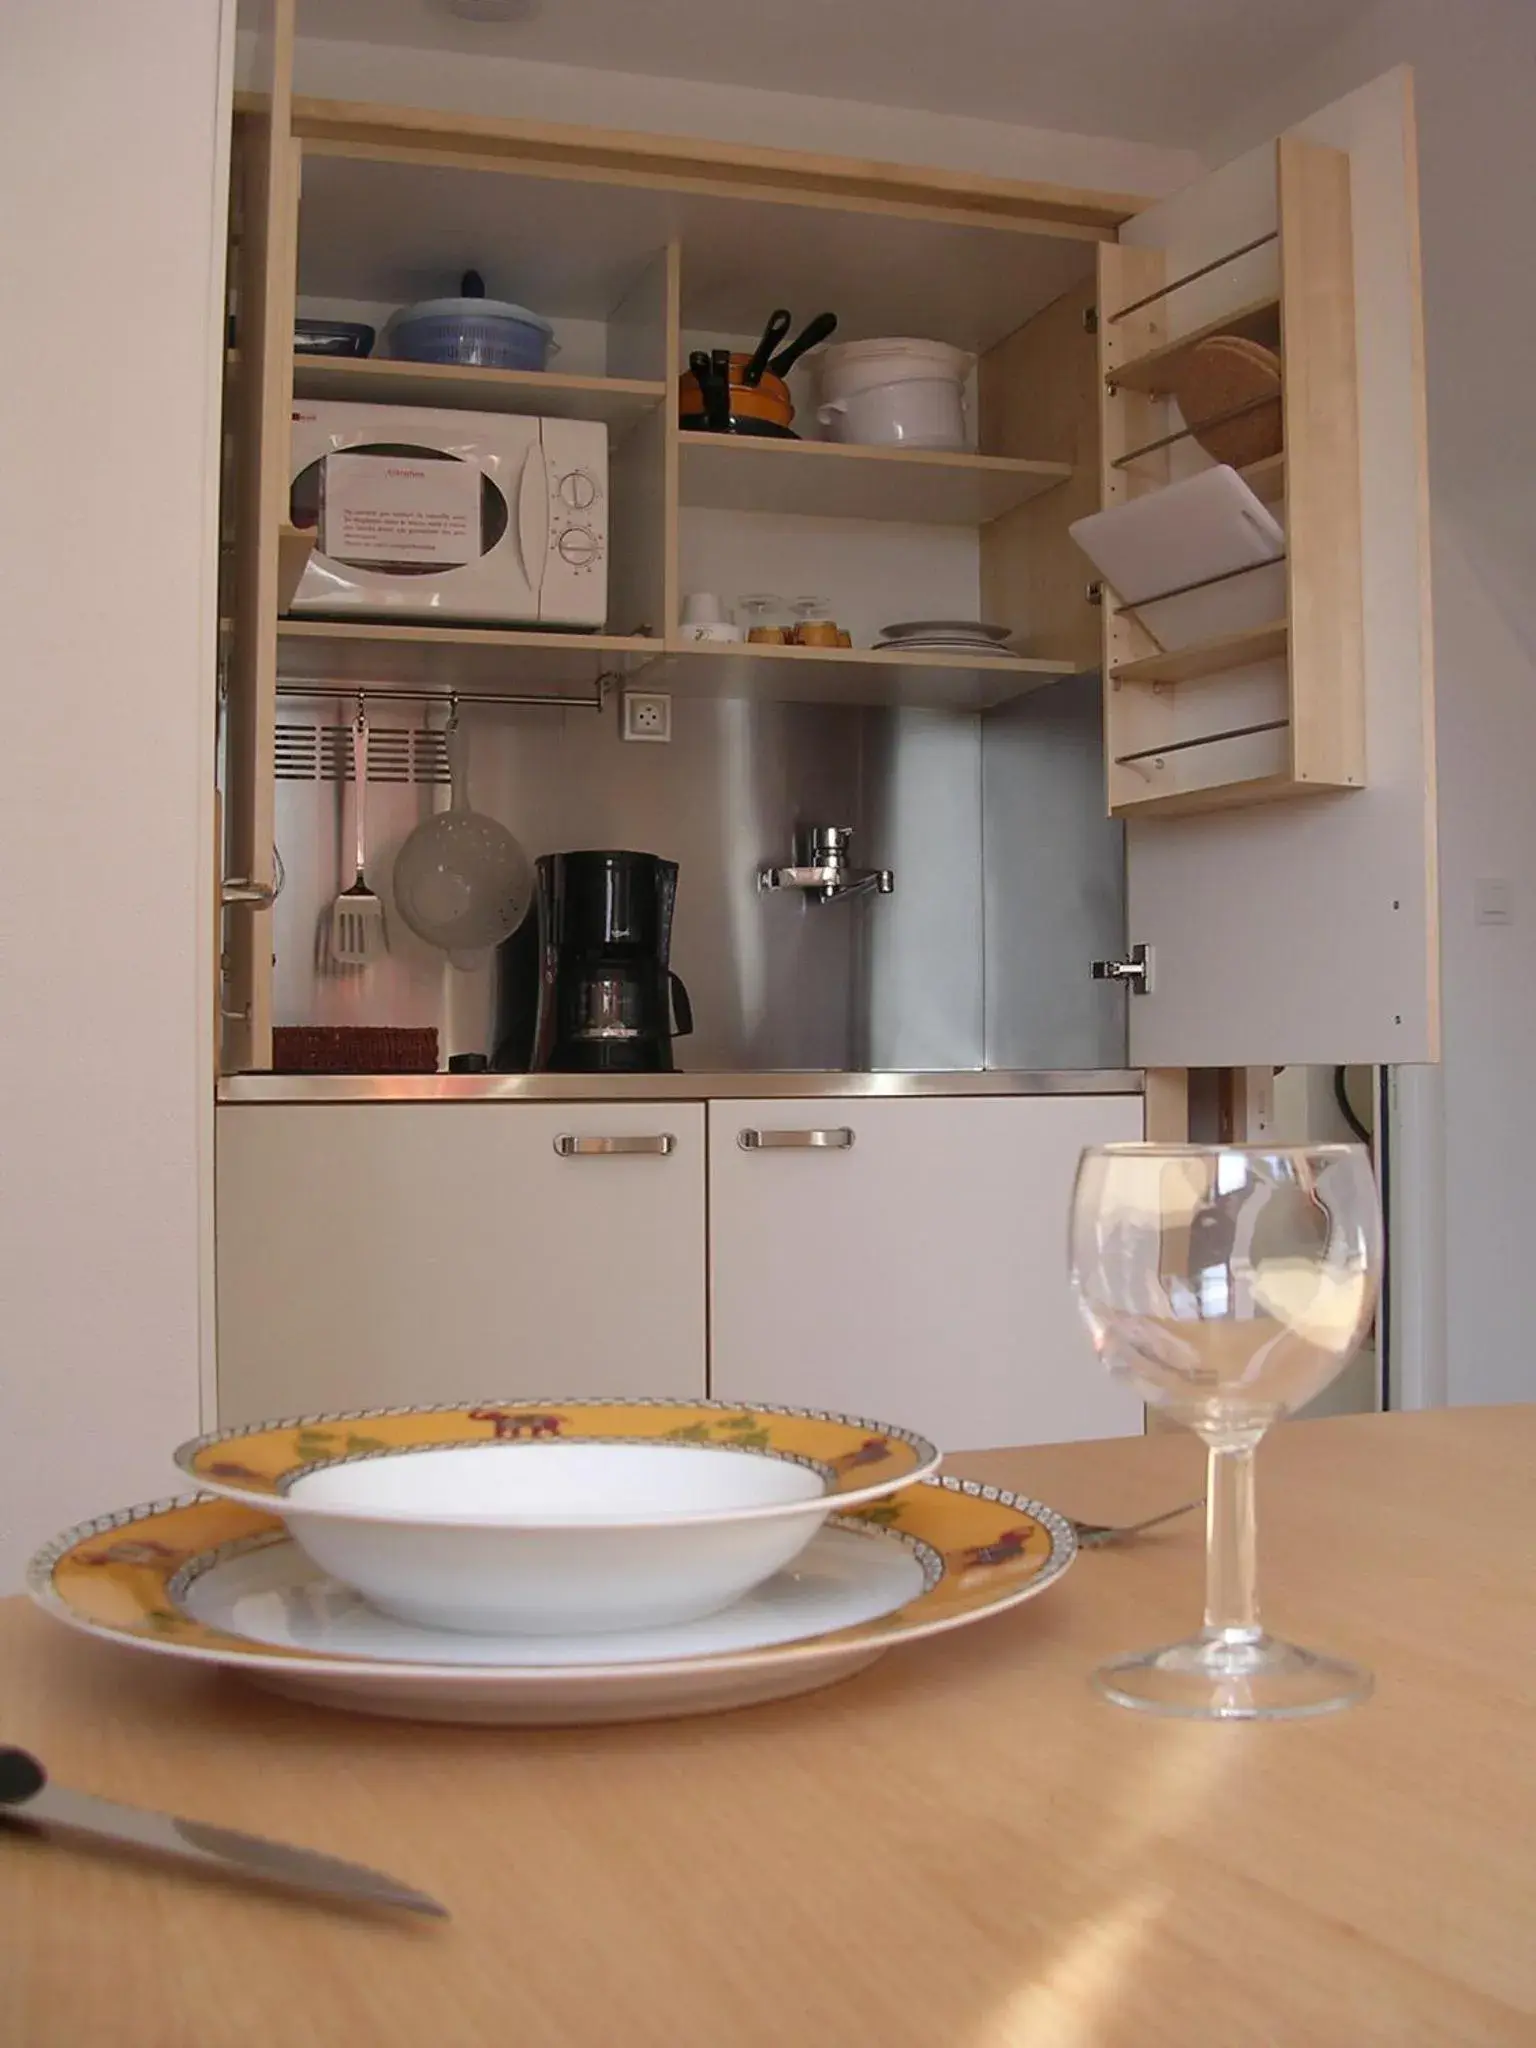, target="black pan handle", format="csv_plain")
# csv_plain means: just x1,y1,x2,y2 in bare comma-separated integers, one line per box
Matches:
685,351,722,434
742,308,792,387
708,348,733,432
769,311,837,381
669,972,694,1039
